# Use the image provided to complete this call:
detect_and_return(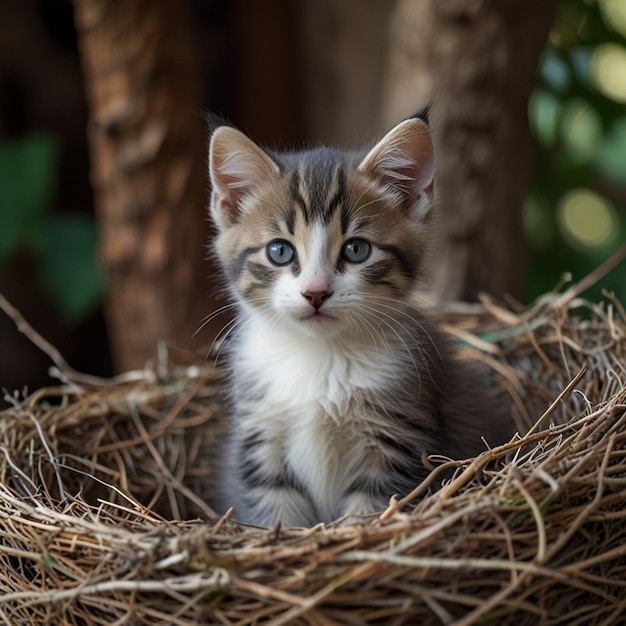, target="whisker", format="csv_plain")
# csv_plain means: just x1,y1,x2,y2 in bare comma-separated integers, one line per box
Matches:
360,295,443,362
347,309,391,357
357,303,424,391
207,297,275,367
207,316,240,365
194,302,239,338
